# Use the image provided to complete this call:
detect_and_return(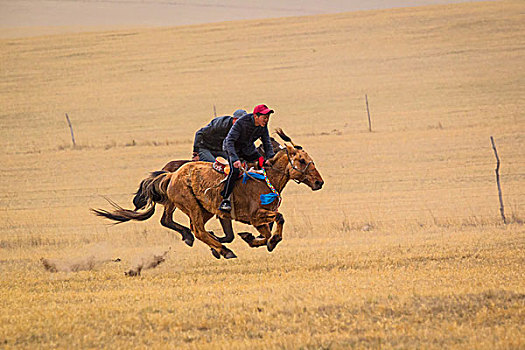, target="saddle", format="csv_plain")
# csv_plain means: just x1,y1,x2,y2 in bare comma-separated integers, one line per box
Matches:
212,157,229,174
212,157,250,178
